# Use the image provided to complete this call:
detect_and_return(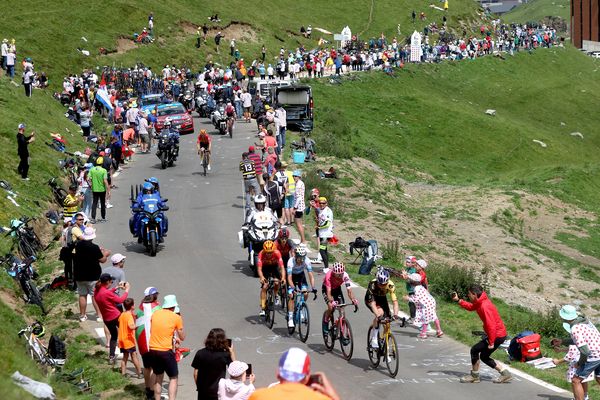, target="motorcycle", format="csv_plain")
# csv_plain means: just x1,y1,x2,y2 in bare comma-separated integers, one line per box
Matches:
132,198,169,257
181,90,195,113
195,91,212,118
211,102,228,135
156,129,178,169
239,211,280,276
